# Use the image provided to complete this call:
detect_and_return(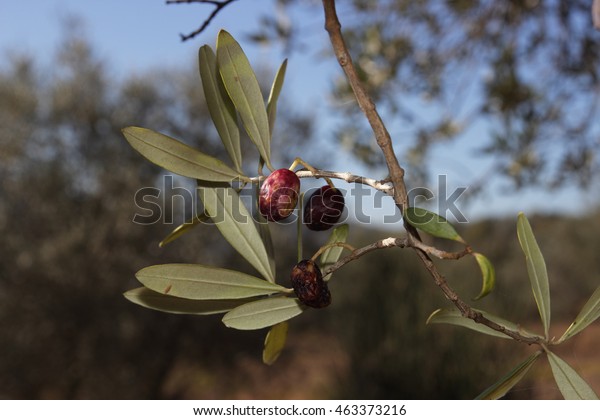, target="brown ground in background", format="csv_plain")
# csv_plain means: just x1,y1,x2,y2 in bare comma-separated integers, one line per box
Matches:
162,331,349,399
160,324,600,399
